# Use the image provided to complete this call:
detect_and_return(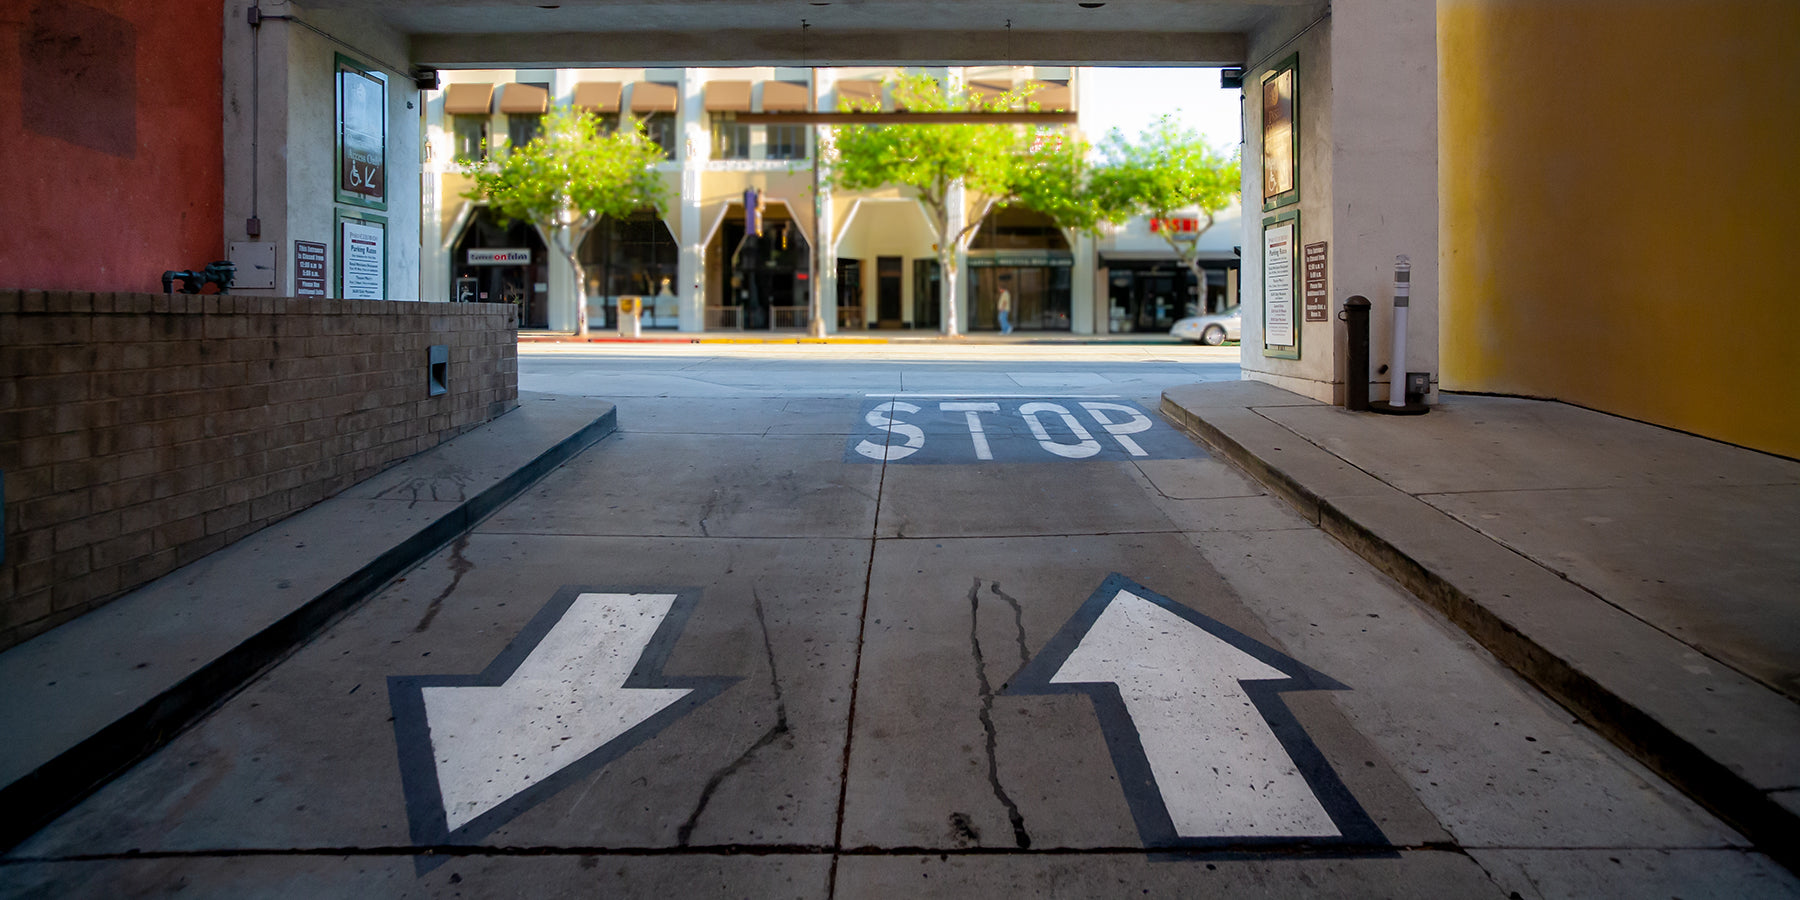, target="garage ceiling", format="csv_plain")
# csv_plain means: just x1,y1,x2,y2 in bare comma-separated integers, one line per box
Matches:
293,0,1327,67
